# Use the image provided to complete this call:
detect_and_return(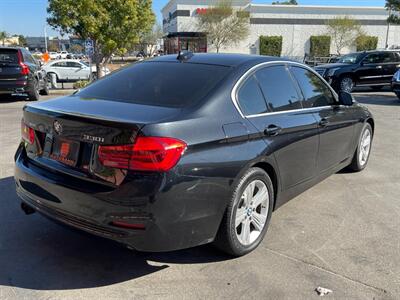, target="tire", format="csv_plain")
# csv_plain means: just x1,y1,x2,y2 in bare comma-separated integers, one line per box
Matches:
339,76,354,93
213,167,274,256
27,78,40,101
39,78,49,95
348,123,373,172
